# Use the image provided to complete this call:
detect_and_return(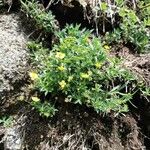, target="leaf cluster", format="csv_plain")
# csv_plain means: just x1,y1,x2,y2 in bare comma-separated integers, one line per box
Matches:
31,100,57,117
29,25,138,114
21,0,58,33
0,116,13,127
89,0,150,53
104,6,150,53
